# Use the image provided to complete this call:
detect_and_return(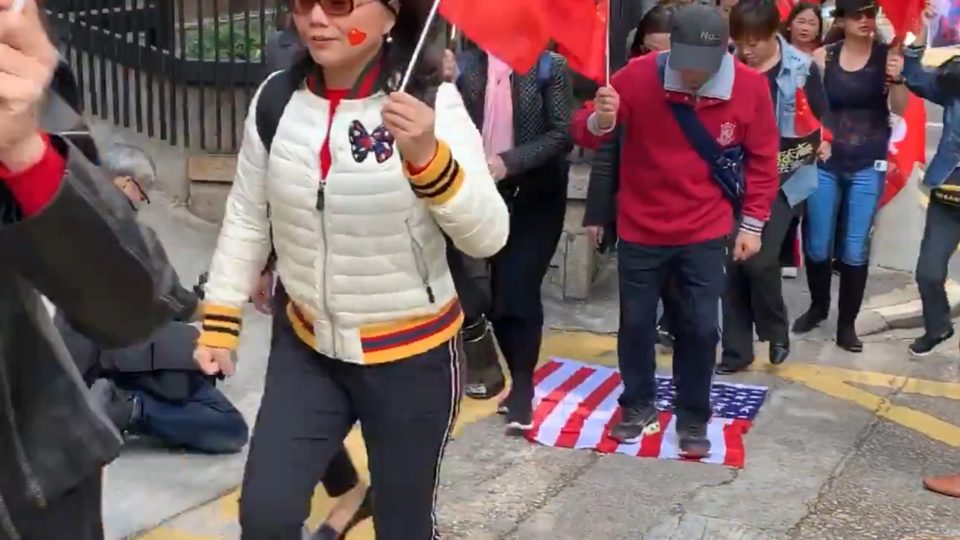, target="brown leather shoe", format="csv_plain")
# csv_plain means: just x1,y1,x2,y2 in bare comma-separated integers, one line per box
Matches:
923,473,960,498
